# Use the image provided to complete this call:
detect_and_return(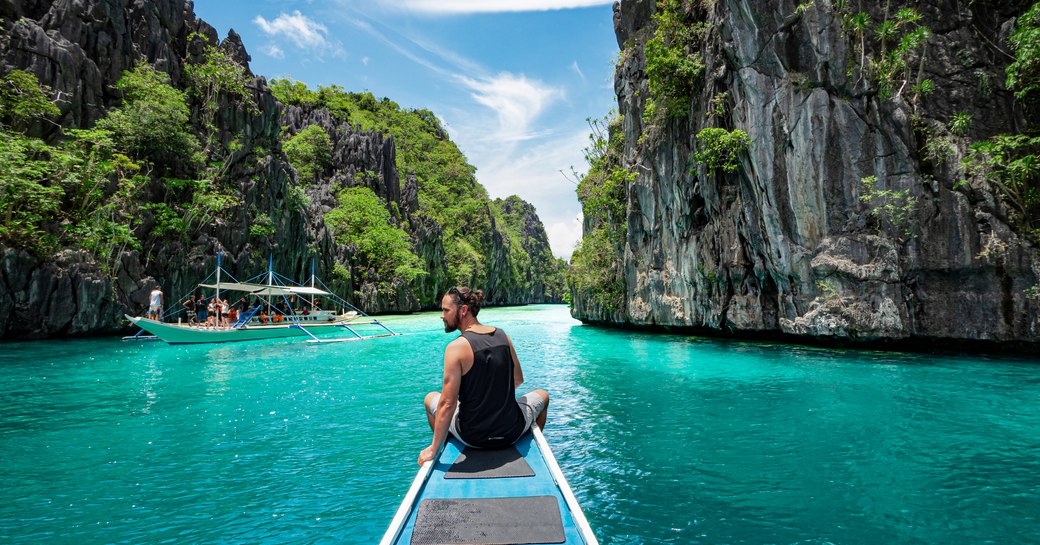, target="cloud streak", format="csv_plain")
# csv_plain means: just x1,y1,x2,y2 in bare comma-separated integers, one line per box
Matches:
457,73,563,144
333,7,586,257
262,44,285,59
346,17,457,78
395,0,614,14
254,11,344,57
